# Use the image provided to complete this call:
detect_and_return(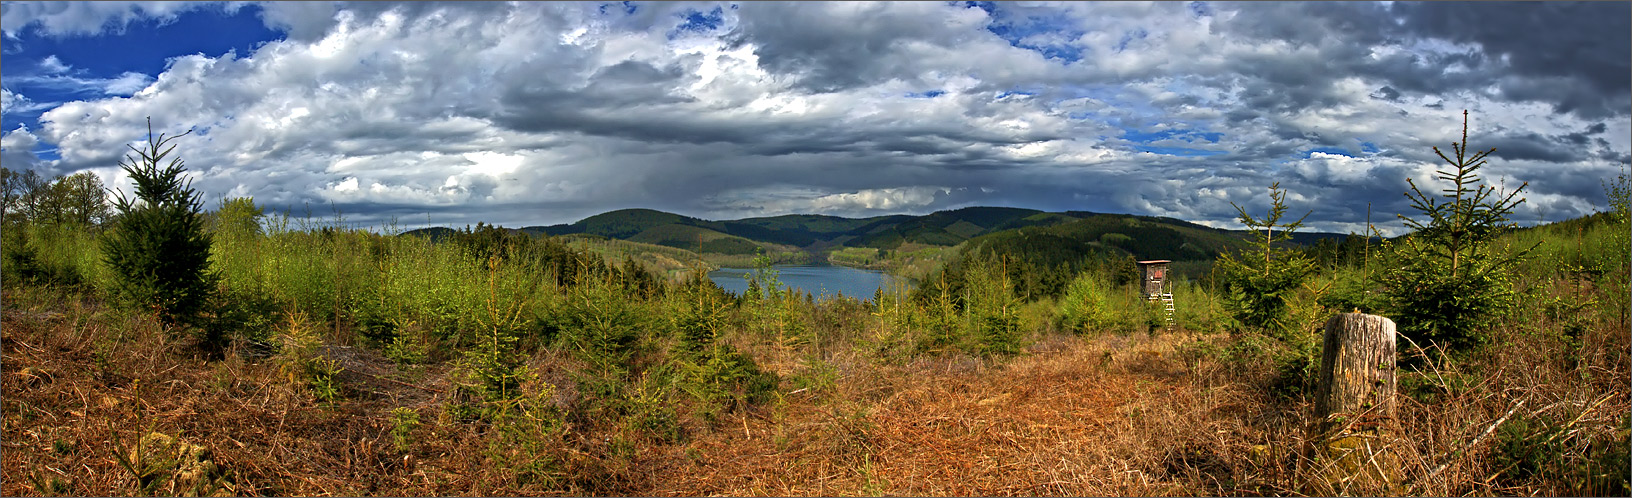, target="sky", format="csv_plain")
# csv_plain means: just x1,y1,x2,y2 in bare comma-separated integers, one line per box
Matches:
1,1,1628,235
